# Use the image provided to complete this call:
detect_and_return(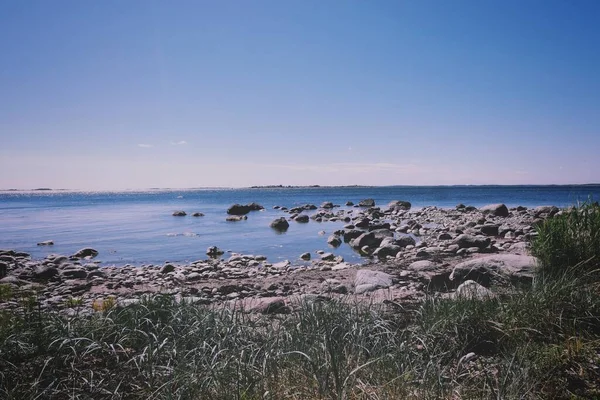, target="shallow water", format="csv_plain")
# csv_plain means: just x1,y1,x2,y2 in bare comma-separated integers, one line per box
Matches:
0,185,598,265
